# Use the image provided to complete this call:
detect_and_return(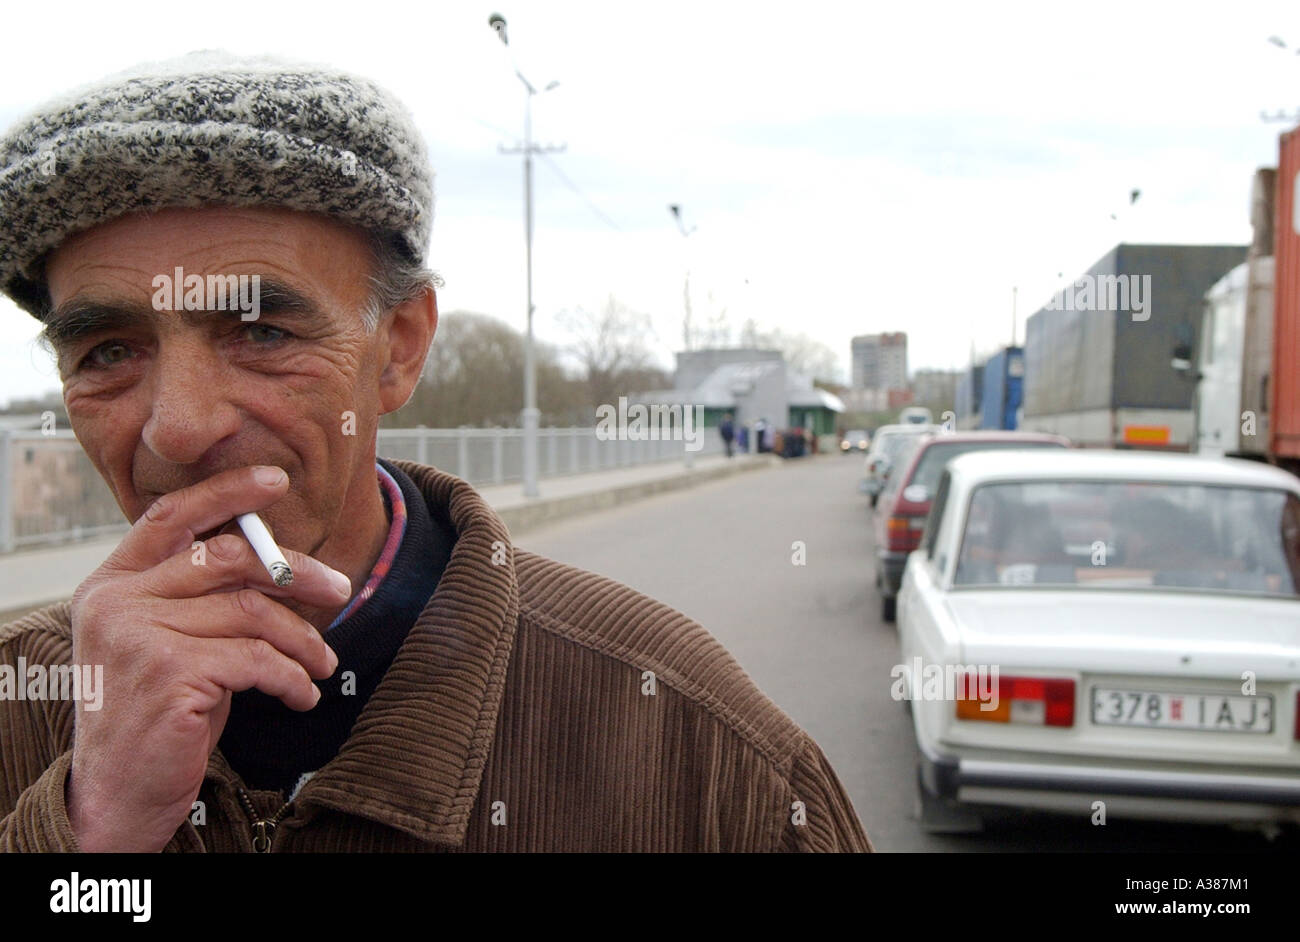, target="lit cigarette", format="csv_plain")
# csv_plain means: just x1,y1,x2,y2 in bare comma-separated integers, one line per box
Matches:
236,512,293,586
